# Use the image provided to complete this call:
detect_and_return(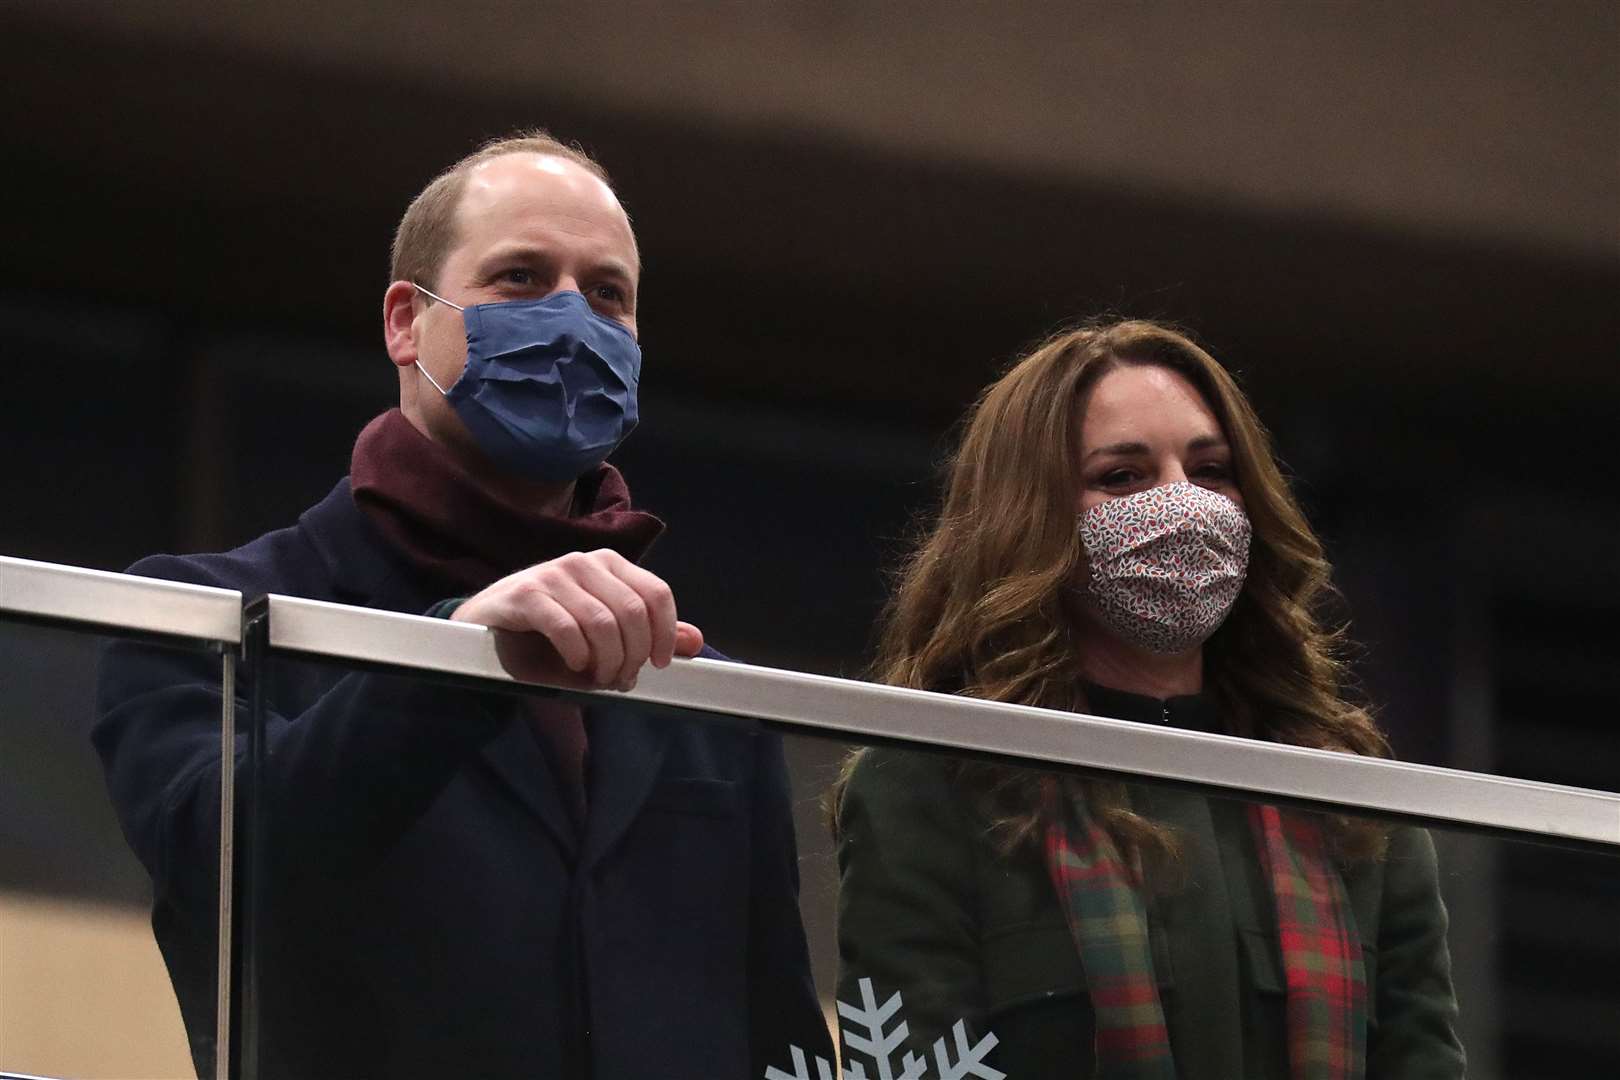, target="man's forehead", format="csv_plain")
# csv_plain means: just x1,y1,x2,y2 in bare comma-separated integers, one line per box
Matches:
449,152,637,270
461,153,623,222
